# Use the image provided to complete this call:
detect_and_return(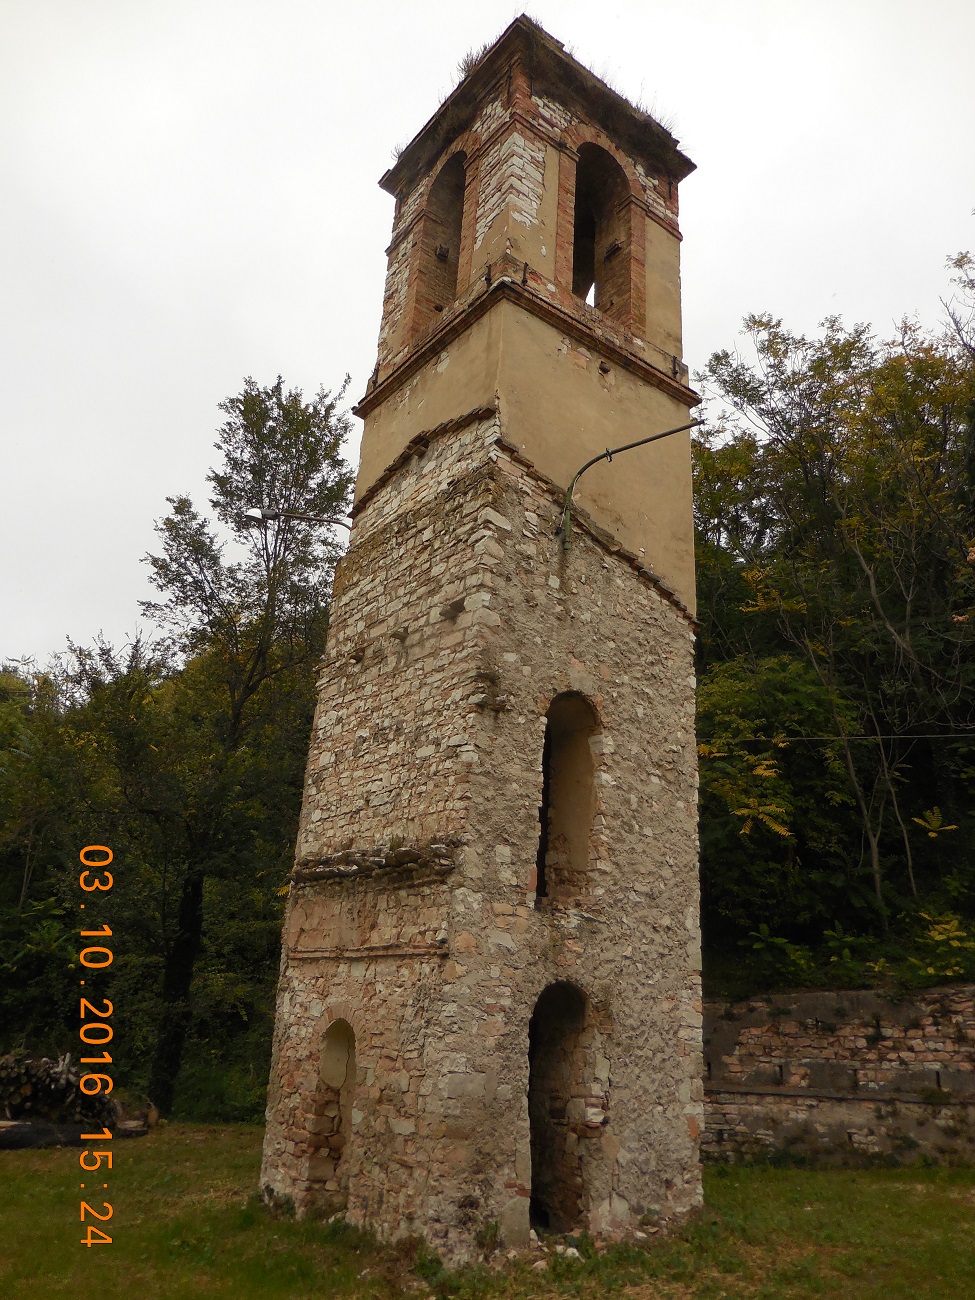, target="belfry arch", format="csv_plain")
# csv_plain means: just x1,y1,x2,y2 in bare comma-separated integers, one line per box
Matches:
412,151,467,340
571,143,632,324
